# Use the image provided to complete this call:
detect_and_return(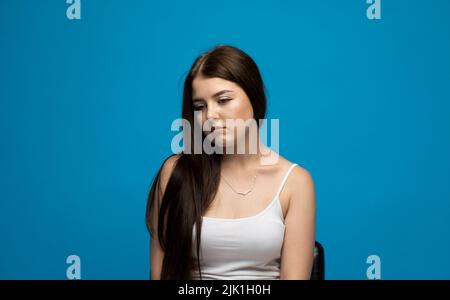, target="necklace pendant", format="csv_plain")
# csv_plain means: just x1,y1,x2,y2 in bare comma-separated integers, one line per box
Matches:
221,173,257,197
237,189,251,196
